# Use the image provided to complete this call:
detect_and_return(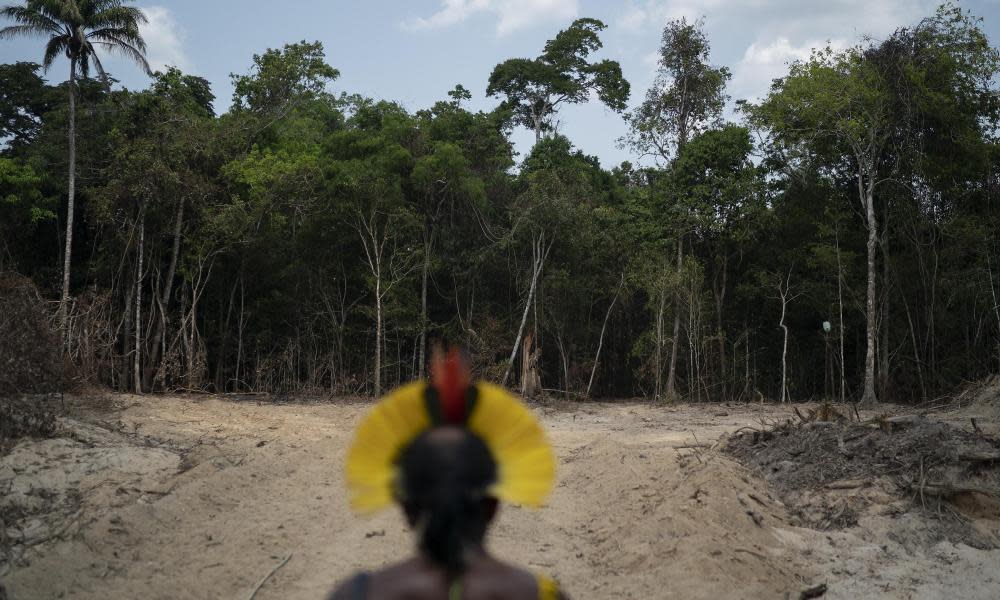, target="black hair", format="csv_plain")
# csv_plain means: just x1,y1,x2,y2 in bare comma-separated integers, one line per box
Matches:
397,427,498,576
